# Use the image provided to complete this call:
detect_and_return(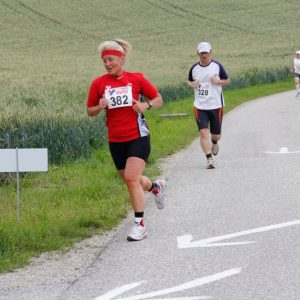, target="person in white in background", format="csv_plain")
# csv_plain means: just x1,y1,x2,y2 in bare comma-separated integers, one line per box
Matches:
291,50,300,97
187,42,230,169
